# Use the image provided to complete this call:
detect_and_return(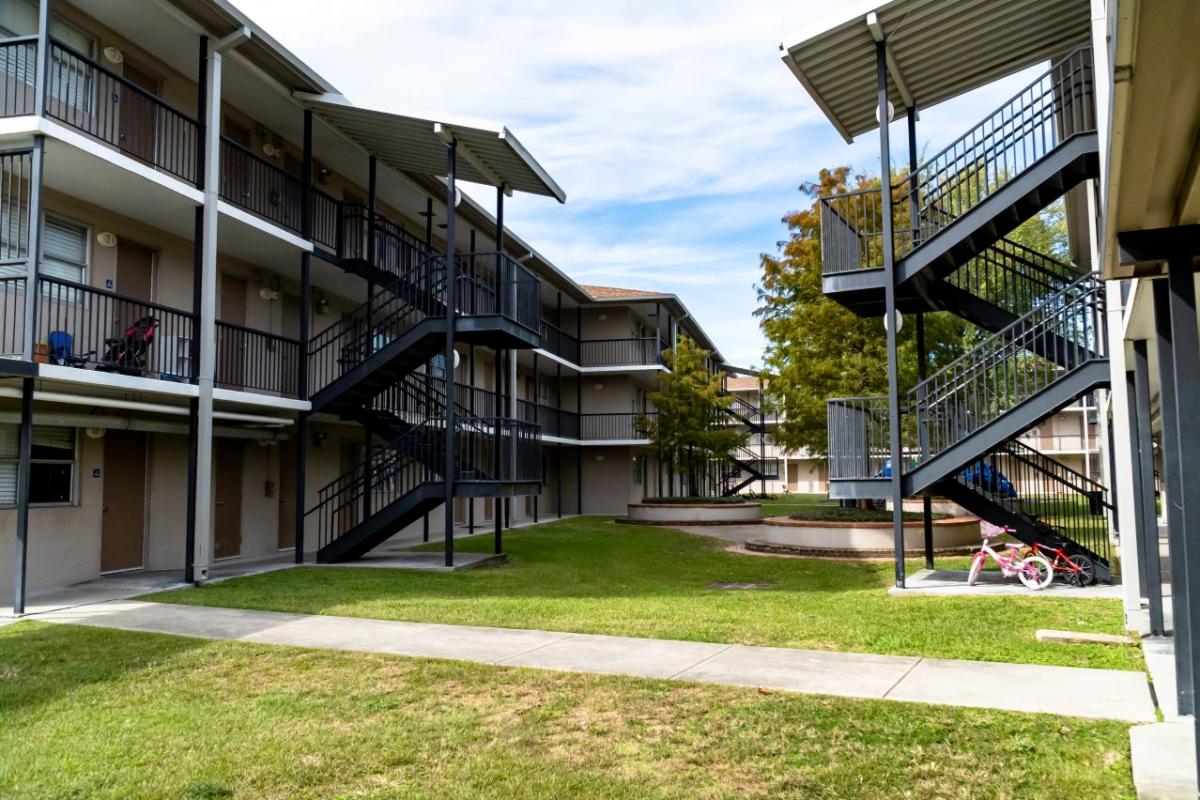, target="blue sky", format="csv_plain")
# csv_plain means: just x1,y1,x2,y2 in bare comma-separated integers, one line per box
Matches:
238,0,1042,366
